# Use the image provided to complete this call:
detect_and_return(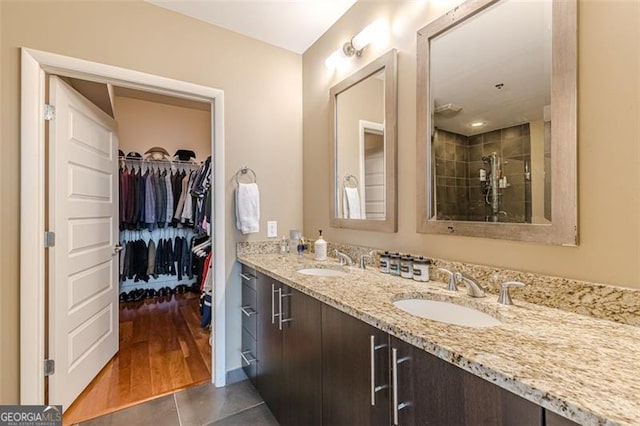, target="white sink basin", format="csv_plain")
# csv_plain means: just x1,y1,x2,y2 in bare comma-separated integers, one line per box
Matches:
297,268,347,277
393,299,501,328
